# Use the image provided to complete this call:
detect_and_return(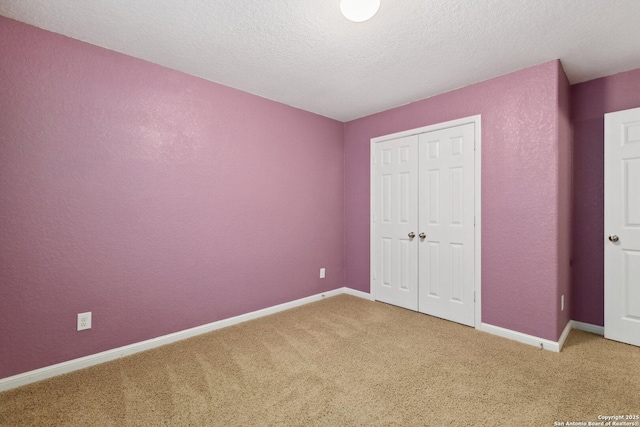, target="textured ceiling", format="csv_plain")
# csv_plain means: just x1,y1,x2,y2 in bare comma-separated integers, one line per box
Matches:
2,0,640,121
